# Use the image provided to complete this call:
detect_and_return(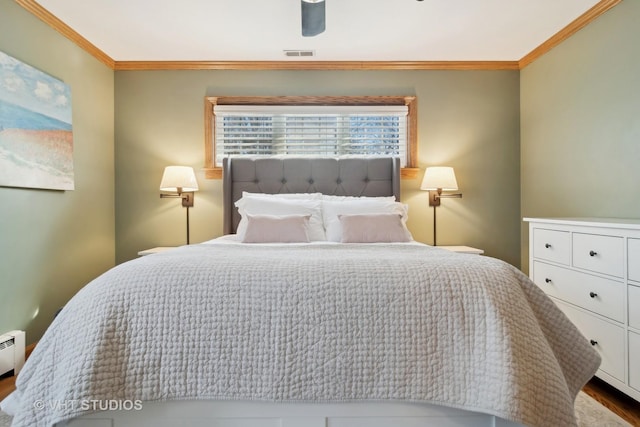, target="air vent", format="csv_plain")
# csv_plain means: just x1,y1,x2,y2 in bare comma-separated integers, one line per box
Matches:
0,338,14,351
0,331,25,377
284,50,315,57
